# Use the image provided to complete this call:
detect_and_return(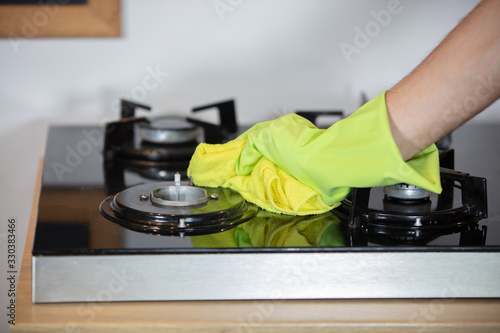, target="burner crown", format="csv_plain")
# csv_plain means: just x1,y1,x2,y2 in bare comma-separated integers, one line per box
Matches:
383,183,431,201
